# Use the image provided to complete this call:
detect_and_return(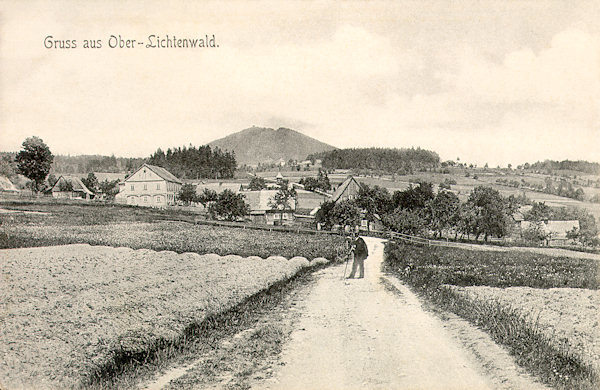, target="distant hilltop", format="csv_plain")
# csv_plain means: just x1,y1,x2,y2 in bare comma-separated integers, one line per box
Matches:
208,126,336,166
